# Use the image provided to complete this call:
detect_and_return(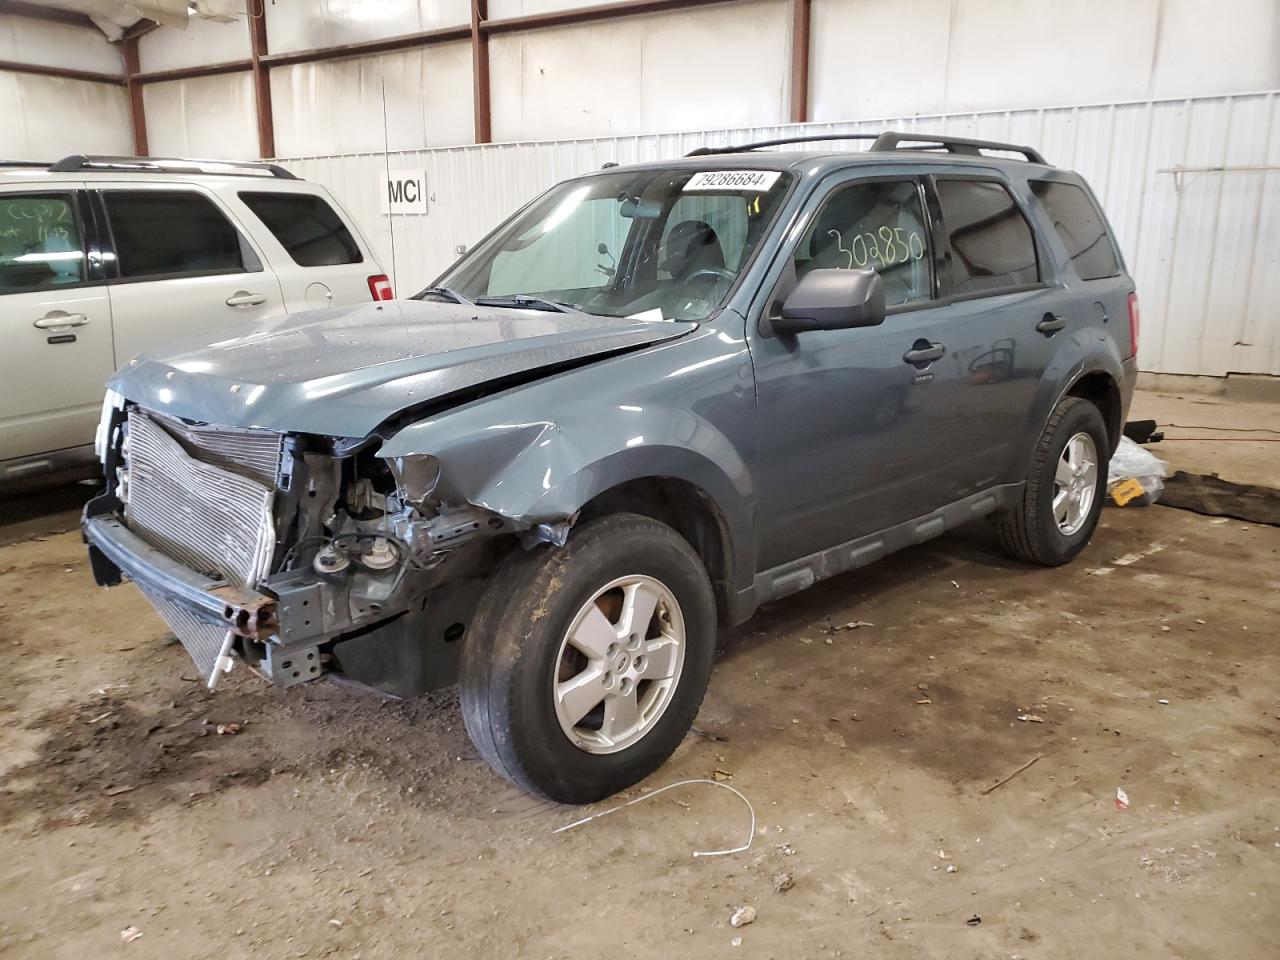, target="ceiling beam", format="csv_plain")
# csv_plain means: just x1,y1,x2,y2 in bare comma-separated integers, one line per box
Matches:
248,0,274,158
789,0,810,123
480,0,742,35
0,0,95,30
120,36,147,155
257,24,471,68
0,58,122,84
470,0,491,144
120,17,160,42
132,59,253,84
